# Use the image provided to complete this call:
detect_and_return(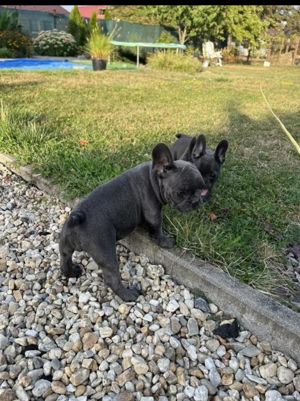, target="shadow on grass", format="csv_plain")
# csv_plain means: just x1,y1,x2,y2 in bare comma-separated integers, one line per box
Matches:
0,80,42,92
